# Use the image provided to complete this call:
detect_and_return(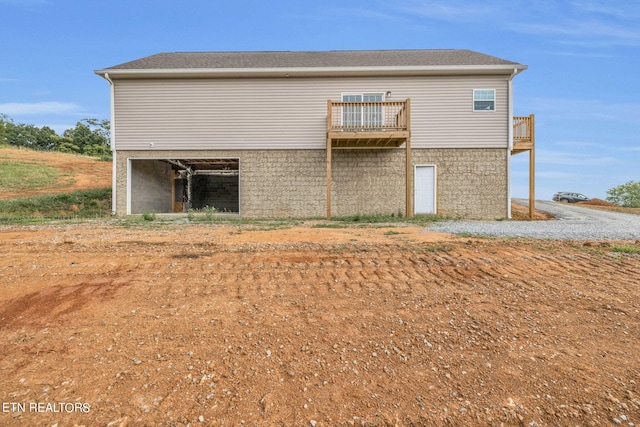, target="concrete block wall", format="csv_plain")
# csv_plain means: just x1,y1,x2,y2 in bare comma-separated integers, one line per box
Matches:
115,148,508,219
240,150,326,217
191,175,239,212
129,159,173,214
331,149,405,217
412,148,509,219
